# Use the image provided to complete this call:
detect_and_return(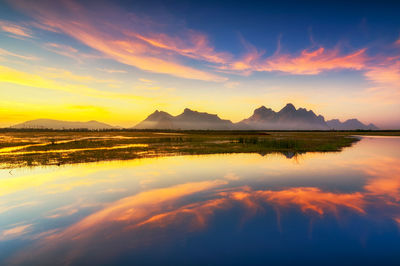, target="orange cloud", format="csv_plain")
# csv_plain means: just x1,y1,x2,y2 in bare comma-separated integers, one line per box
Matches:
0,20,32,38
256,187,366,215
132,186,367,228
362,157,400,201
